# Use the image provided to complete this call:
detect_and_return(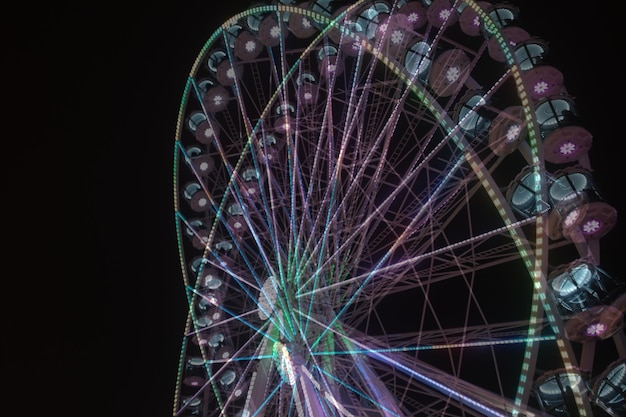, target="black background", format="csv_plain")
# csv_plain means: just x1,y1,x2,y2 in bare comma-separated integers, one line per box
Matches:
6,1,623,416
